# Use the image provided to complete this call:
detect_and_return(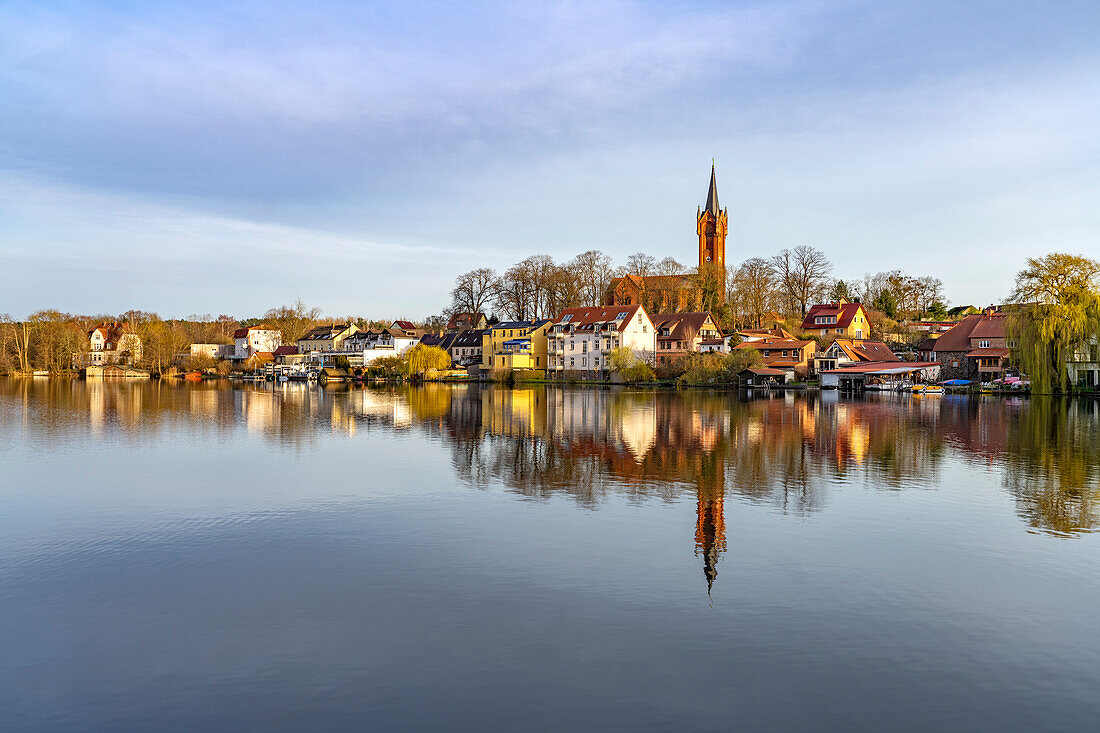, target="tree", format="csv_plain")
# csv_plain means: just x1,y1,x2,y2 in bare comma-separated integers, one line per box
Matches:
772,246,831,316
406,344,452,376
828,279,852,303
567,250,615,307
608,347,655,383
1009,253,1100,393
728,257,777,329
872,288,897,319
928,301,948,320
450,268,499,317
265,299,321,343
